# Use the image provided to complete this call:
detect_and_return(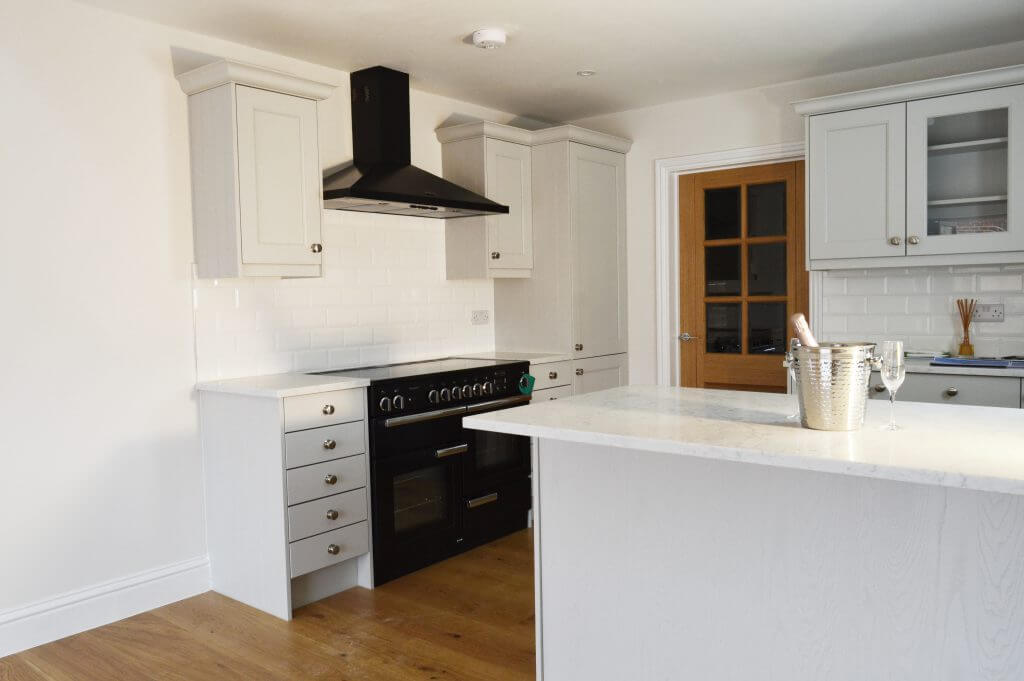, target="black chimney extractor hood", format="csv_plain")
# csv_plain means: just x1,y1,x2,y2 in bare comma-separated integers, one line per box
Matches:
323,66,509,219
